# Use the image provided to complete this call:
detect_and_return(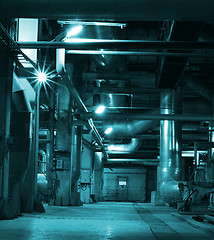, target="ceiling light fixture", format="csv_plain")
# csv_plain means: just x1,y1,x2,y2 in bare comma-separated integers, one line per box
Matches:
105,127,113,135
66,25,83,38
58,20,126,29
95,105,106,114
37,72,47,83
